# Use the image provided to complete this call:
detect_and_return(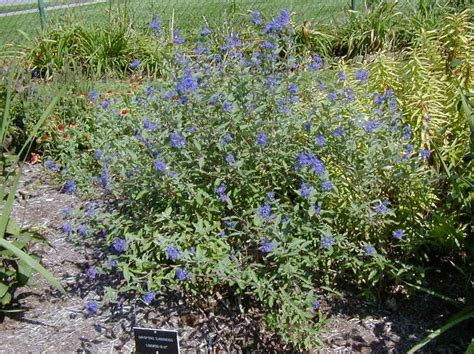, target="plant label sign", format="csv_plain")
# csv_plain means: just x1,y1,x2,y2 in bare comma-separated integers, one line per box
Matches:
134,327,180,354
